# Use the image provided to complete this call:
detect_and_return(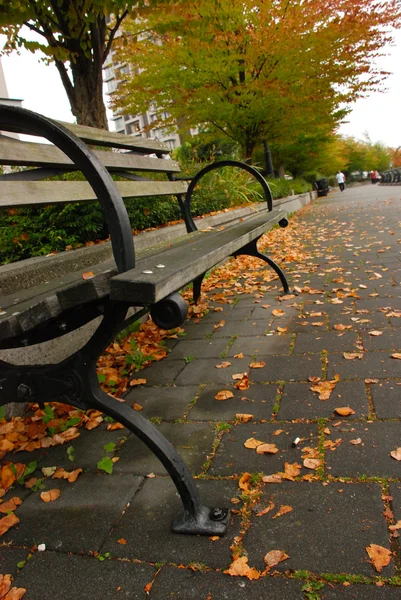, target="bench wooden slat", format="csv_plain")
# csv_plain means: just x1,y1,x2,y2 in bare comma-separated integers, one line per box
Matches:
0,135,181,173
58,121,170,153
0,210,284,343
0,179,189,207
111,209,285,304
